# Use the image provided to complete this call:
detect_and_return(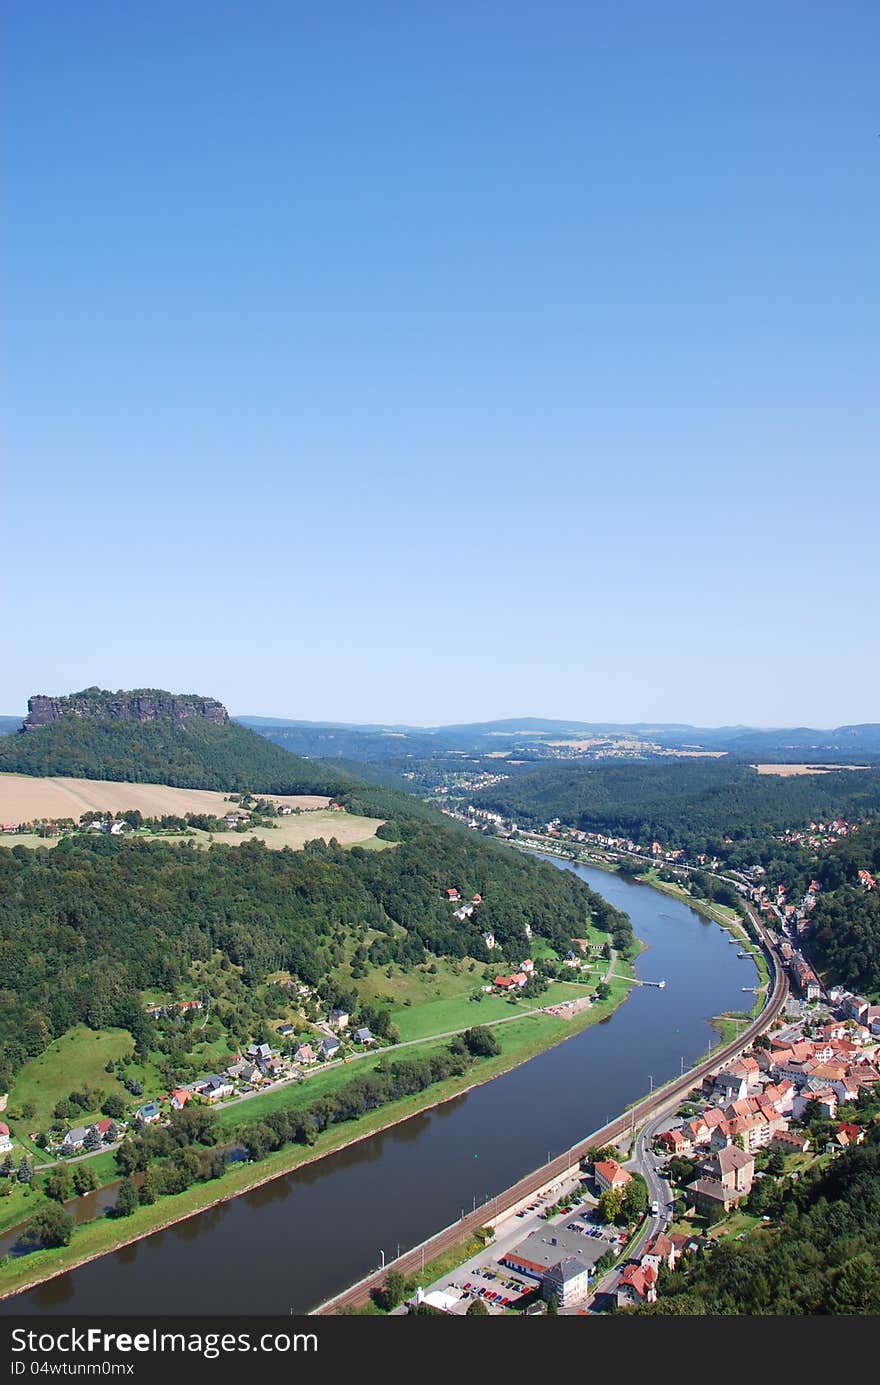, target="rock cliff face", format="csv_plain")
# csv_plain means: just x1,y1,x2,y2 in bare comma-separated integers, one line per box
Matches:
23,690,229,730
